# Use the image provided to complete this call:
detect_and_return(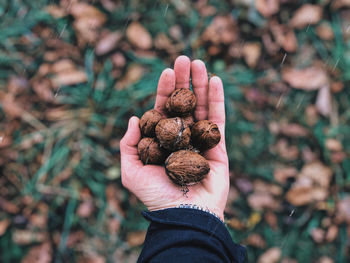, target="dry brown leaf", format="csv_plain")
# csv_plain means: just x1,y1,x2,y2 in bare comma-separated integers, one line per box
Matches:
242,42,261,68
45,5,67,18
226,218,245,230
290,4,323,29
51,59,76,74
52,70,87,87
270,139,299,160
202,15,237,45
298,161,333,188
279,123,309,137
7,76,29,94
77,199,94,218
0,219,10,236
13,230,47,245
253,180,283,196
95,31,122,56
127,231,146,247
305,105,319,126
126,22,152,50
325,138,343,152
331,82,344,93
0,197,20,214
155,33,176,53
316,85,332,117
21,241,52,263
282,67,329,90
311,228,325,243
244,234,266,248
70,3,107,45
274,167,297,184
332,0,350,9
270,21,298,52
0,132,12,148
316,22,334,40
248,192,281,210
335,197,350,223
256,0,279,17
0,93,23,118
286,186,328,206
325,225,338,242
317,257,334,263
258,247,281,263
115,64,145,90
32,79,54,102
